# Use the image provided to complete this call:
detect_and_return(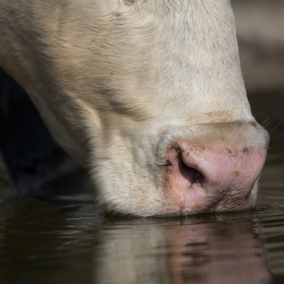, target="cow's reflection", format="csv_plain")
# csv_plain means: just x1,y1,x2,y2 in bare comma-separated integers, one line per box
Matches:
0,199,271,284
95,213,271,284
166,215,270,283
